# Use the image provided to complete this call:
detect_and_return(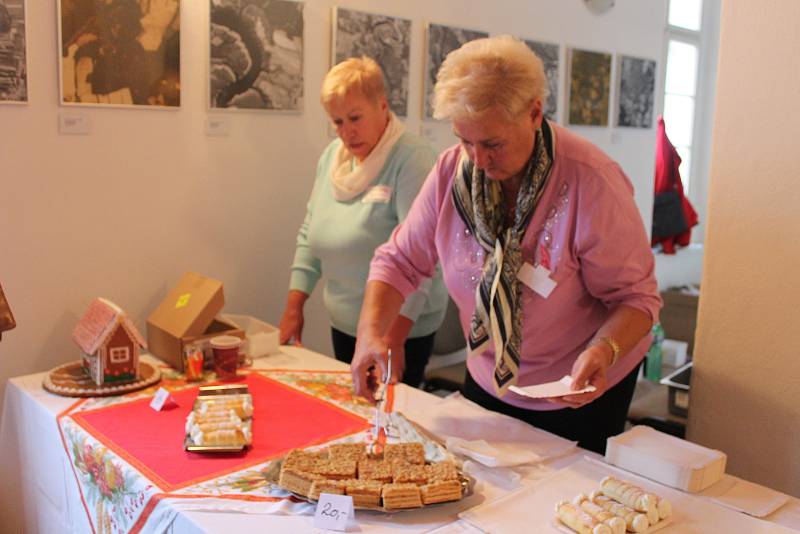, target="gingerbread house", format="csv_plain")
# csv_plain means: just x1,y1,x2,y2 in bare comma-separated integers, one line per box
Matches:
72,298,147,386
